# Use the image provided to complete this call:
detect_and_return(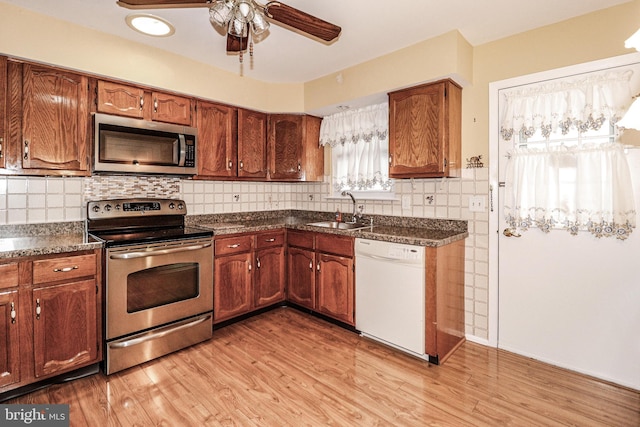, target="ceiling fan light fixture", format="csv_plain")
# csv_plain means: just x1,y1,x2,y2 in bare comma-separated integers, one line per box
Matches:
228,18,248,38
209,1,234,26
233,0,255,23
125,13,175,37
251,11,269,36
